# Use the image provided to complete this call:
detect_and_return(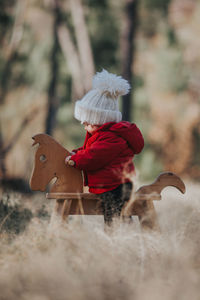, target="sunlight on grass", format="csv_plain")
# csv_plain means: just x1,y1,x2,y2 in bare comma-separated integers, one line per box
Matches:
0,183,199,300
